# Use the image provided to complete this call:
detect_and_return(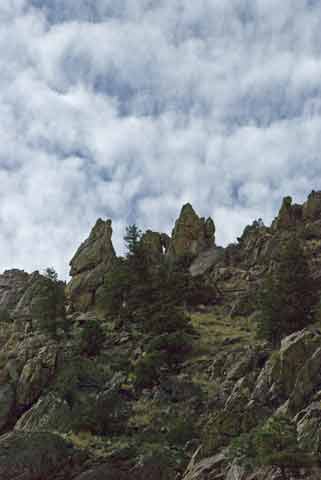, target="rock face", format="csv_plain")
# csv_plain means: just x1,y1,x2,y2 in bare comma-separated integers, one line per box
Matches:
68,219,116,312
0,269,31,314
13,272,65,332
168,203,215,260
140,230,170,263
